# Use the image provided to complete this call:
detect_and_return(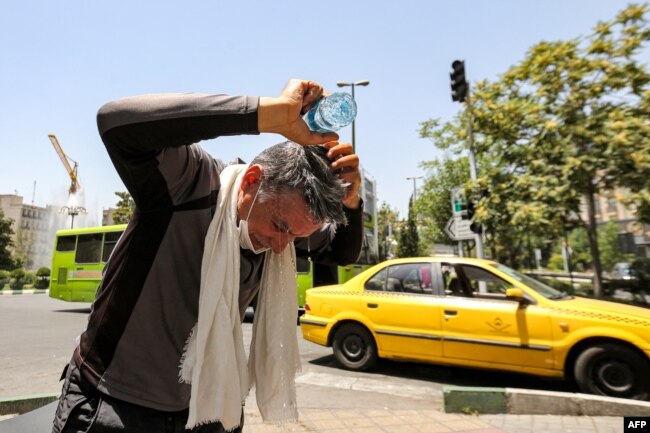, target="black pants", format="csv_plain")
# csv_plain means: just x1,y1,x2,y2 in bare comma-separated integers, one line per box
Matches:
52,360,243,433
